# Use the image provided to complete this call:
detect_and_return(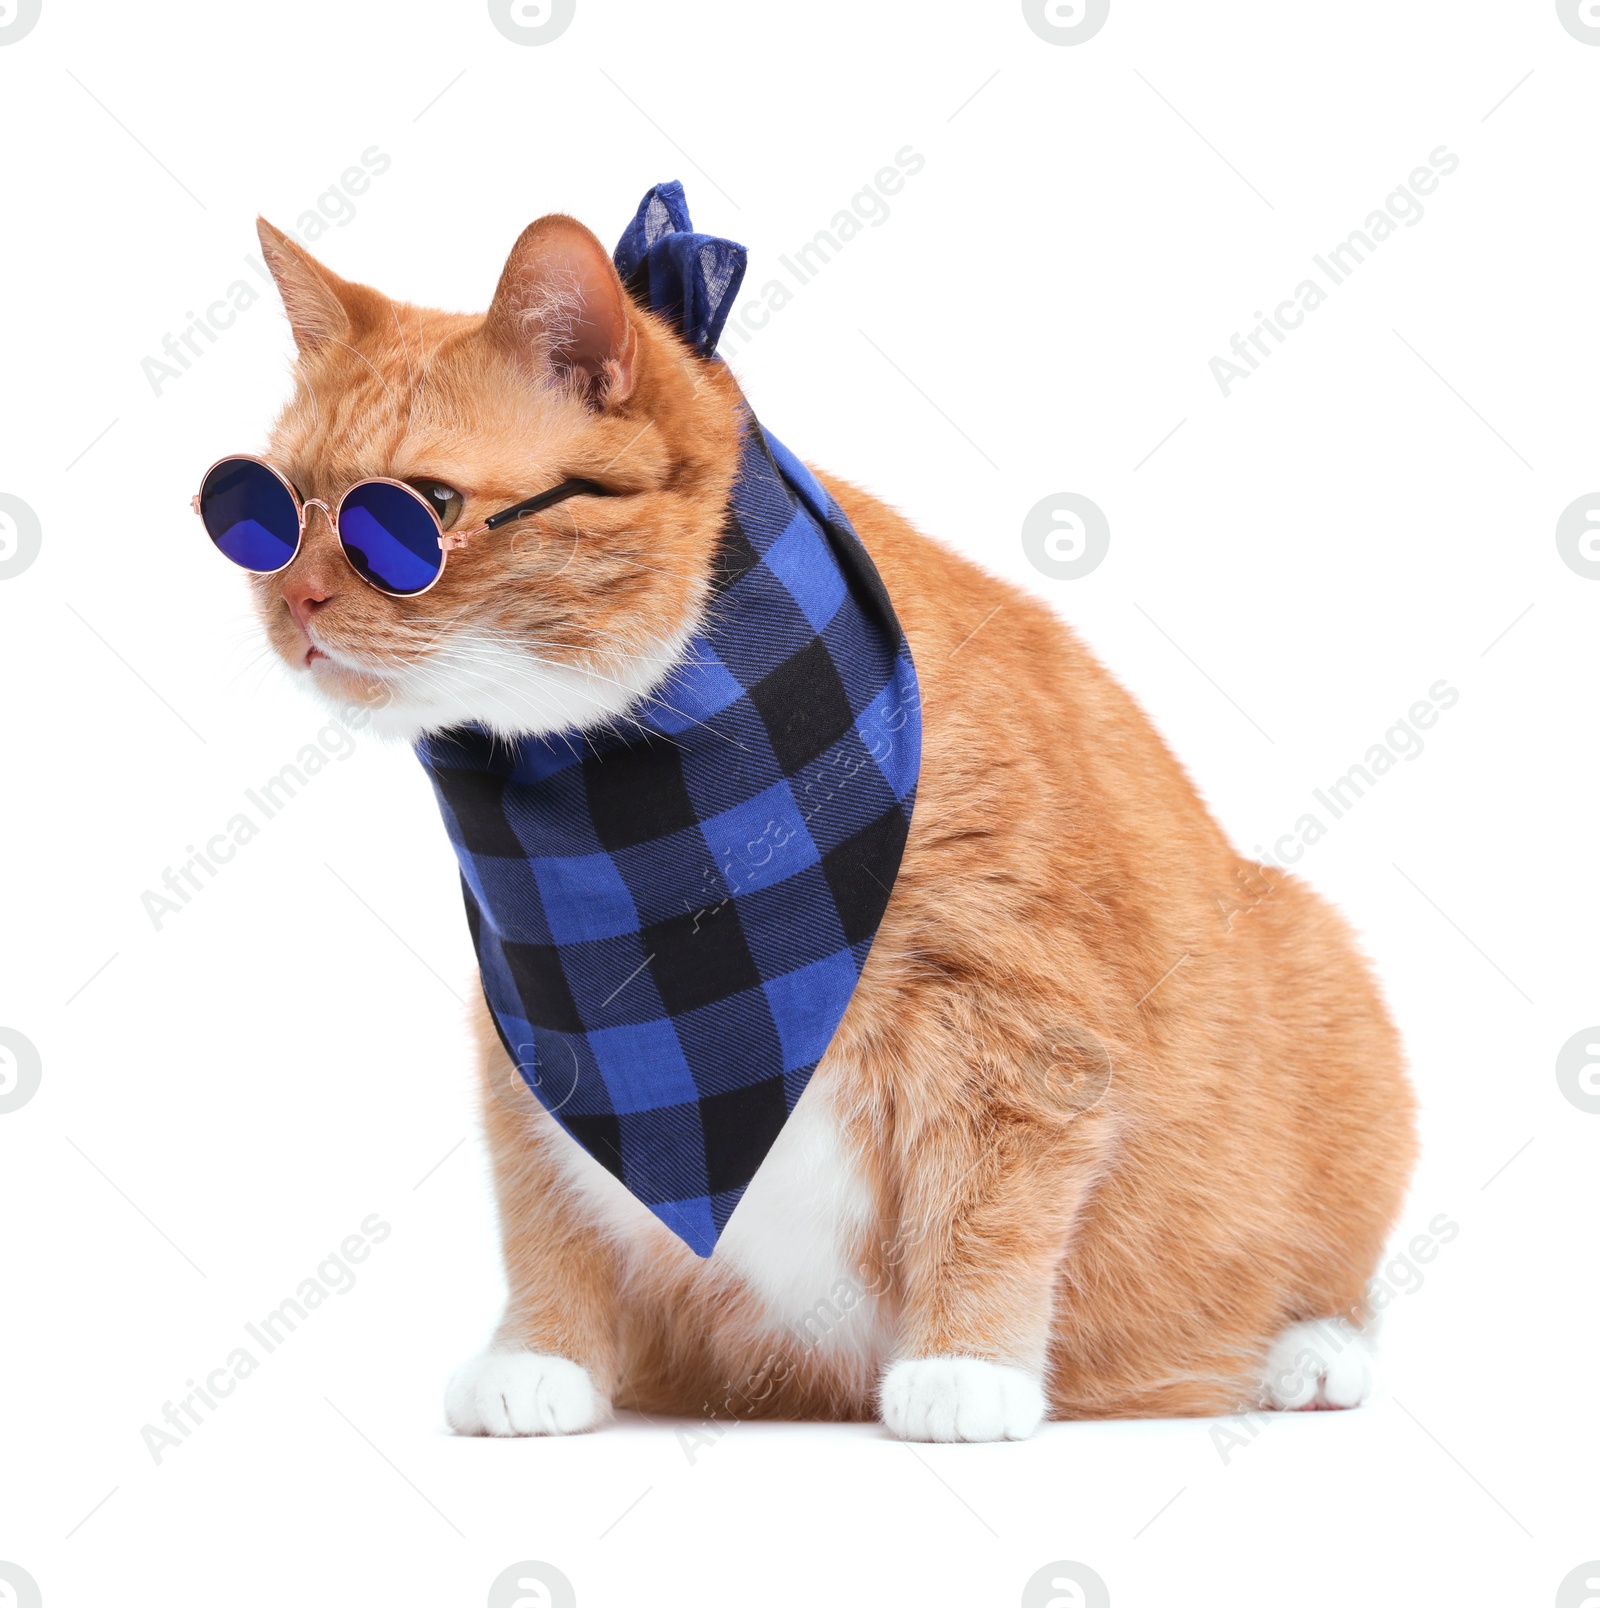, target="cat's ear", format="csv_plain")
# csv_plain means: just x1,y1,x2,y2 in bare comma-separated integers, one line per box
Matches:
486,215,638,407
256,218,356,354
